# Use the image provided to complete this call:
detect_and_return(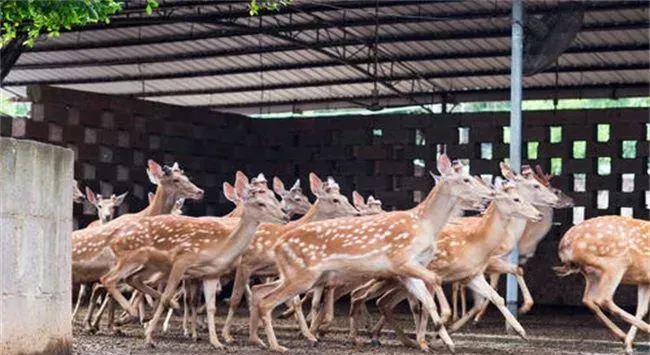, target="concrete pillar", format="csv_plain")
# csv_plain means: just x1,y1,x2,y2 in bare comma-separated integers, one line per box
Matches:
0,138,73,355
